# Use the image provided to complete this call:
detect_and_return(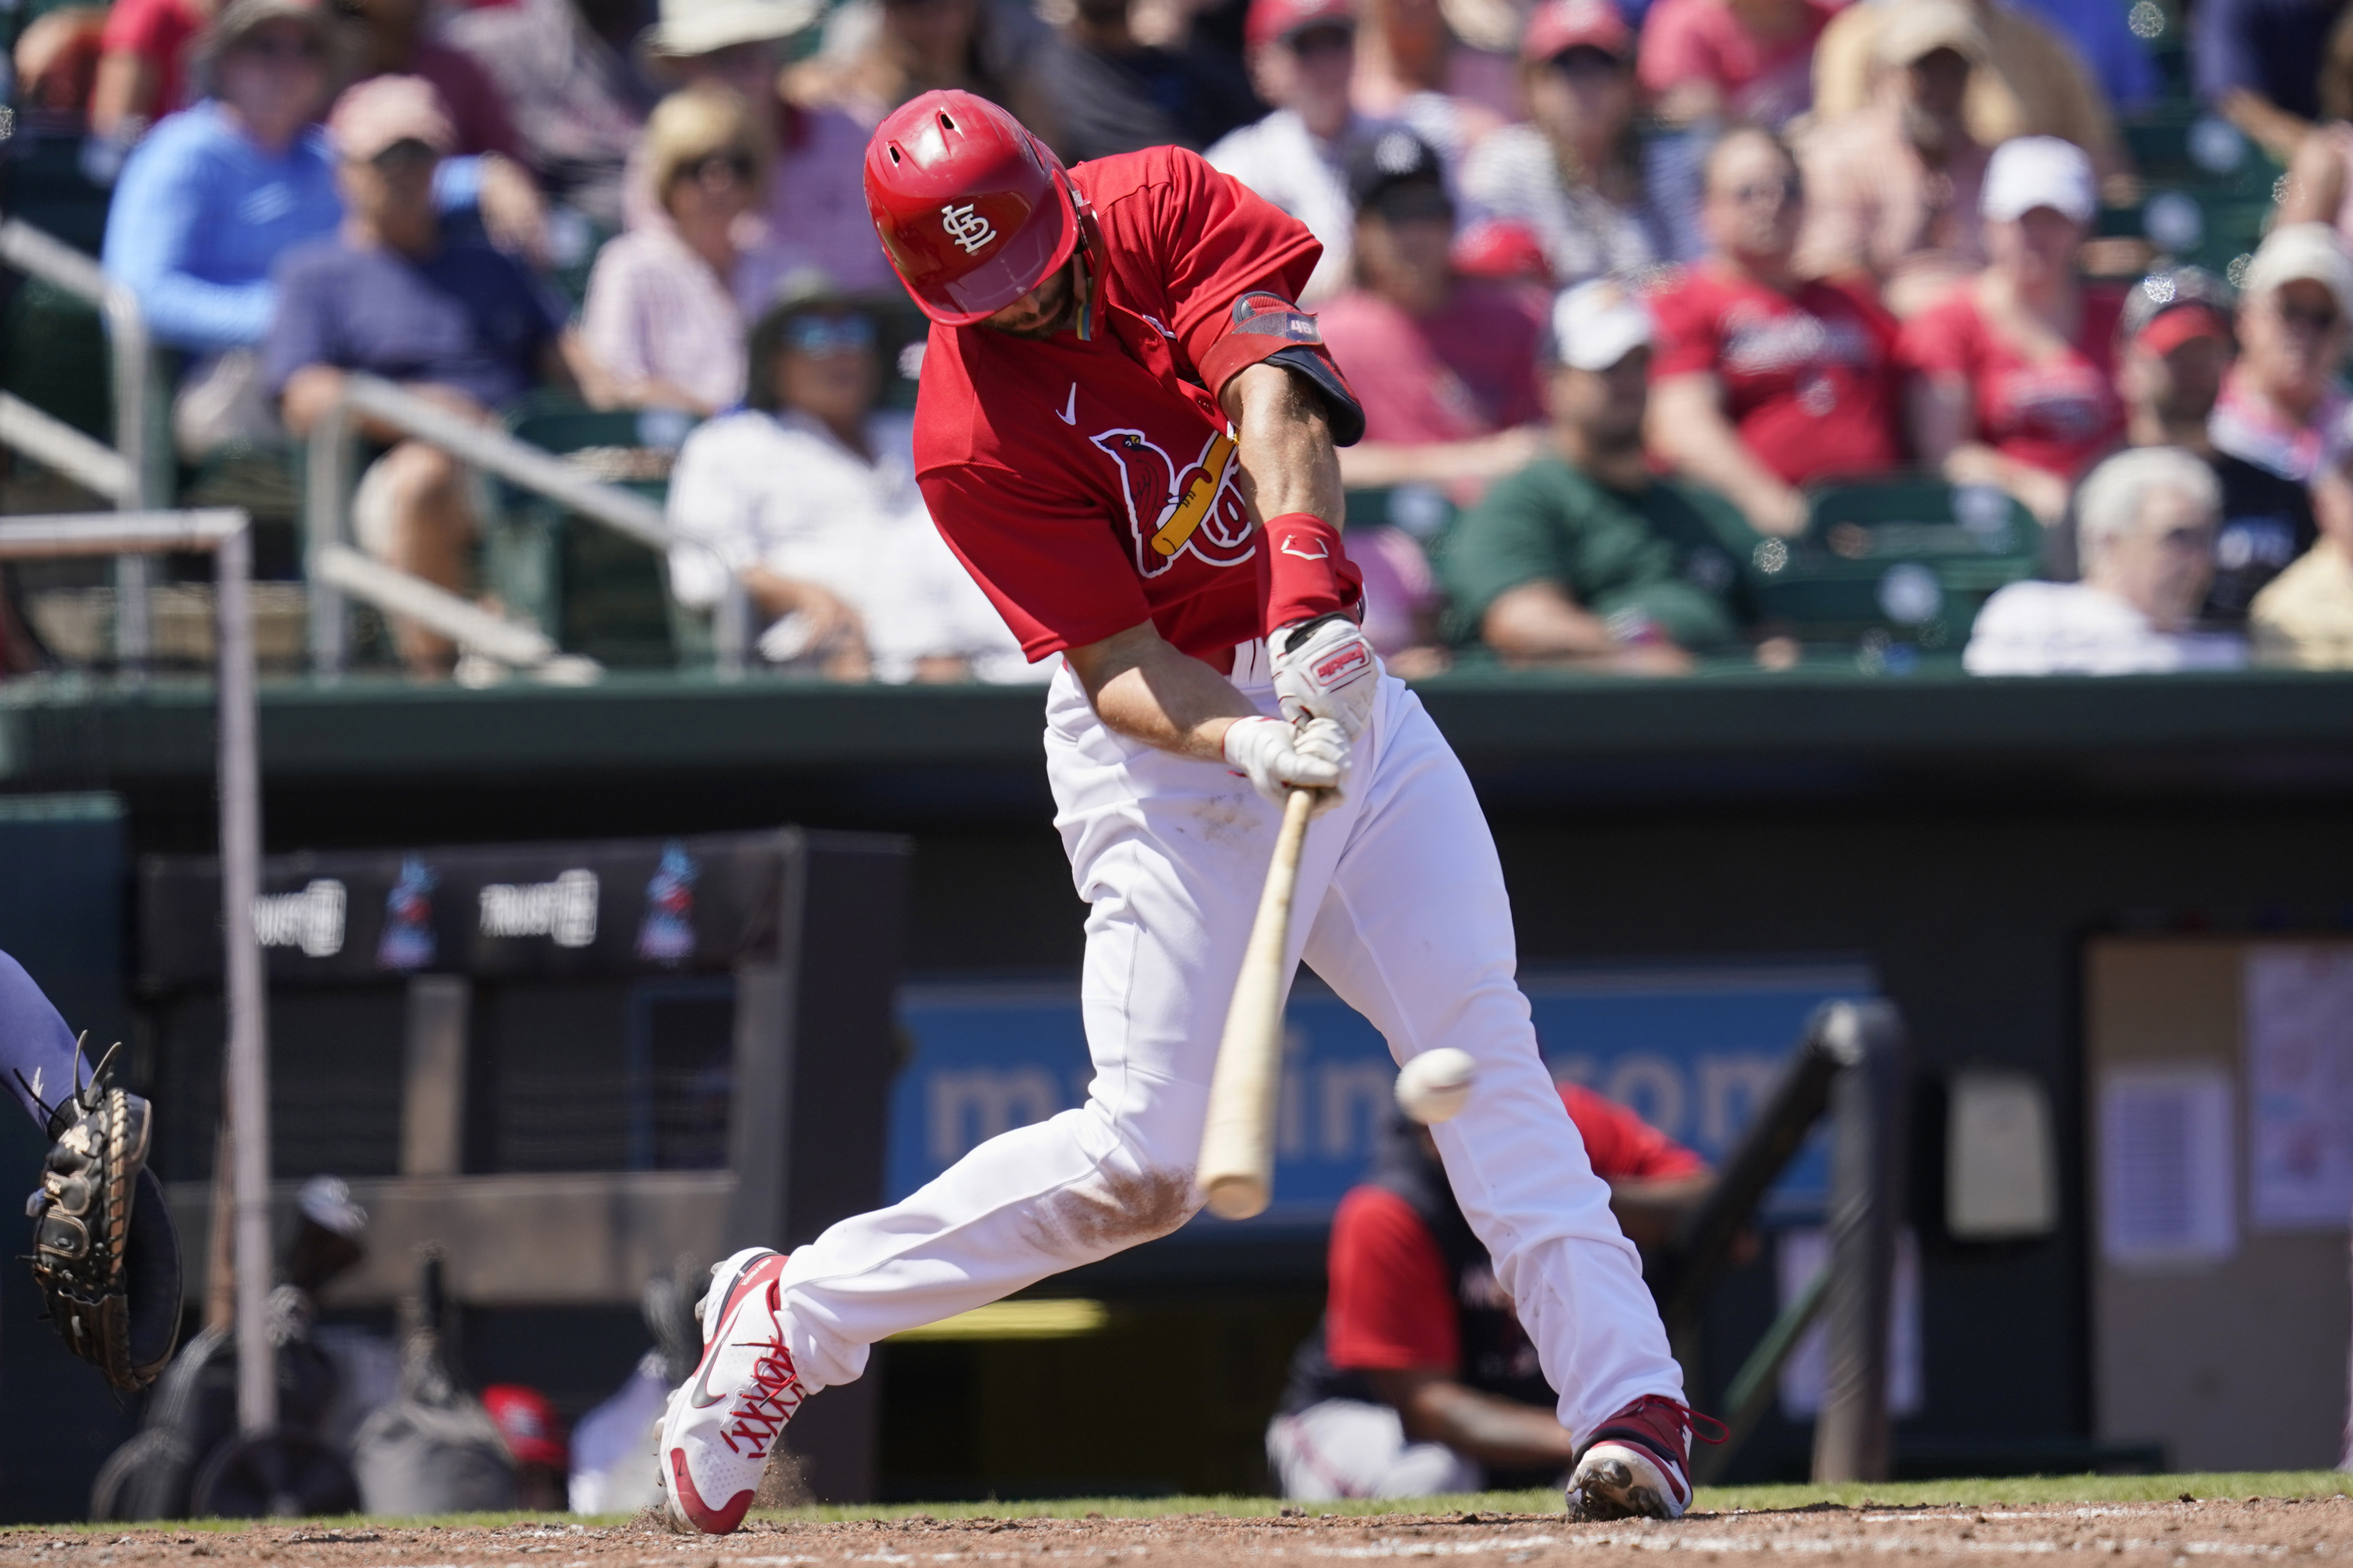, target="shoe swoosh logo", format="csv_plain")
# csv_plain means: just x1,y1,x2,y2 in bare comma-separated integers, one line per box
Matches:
686,1292,758,1409
1057,384,1077,425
